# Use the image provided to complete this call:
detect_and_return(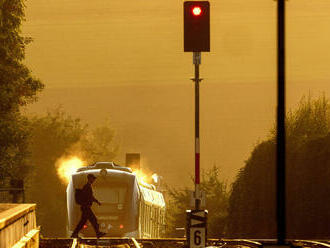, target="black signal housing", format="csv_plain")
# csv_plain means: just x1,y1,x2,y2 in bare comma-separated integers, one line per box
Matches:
184,1,210,52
